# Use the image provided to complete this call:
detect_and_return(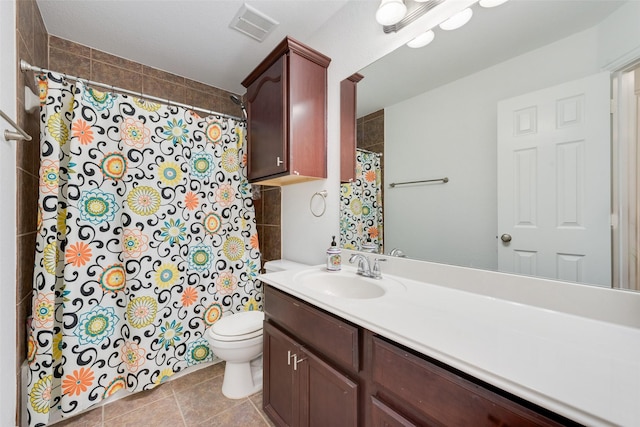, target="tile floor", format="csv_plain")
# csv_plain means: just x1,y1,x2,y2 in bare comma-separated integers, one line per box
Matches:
53,362,275,427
